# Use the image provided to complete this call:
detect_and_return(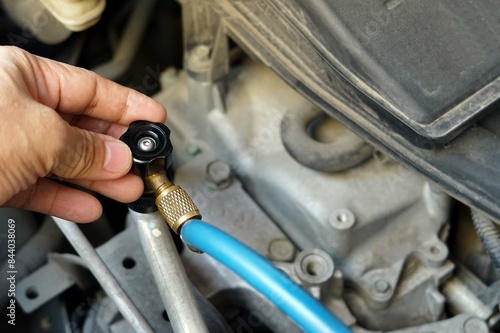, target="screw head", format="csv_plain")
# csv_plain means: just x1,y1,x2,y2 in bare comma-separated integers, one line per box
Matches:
374,279,391,295
192,45,211,62
268,238,296,262
329,208,355,230
205,161,232,189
